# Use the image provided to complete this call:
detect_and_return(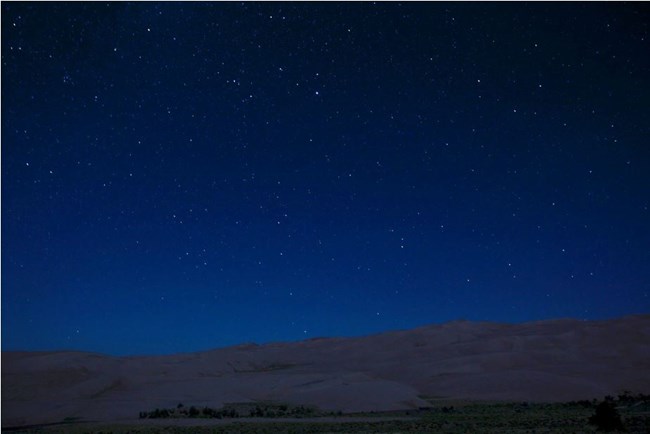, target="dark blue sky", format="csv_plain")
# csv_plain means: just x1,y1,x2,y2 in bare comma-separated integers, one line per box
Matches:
2,2,649,356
